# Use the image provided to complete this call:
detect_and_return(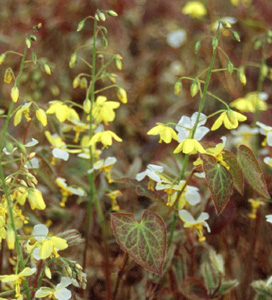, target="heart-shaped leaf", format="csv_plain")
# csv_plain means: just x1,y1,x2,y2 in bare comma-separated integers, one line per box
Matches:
237,145,270,198
222,150,244,195
201,154,233,215
111,210,167,276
